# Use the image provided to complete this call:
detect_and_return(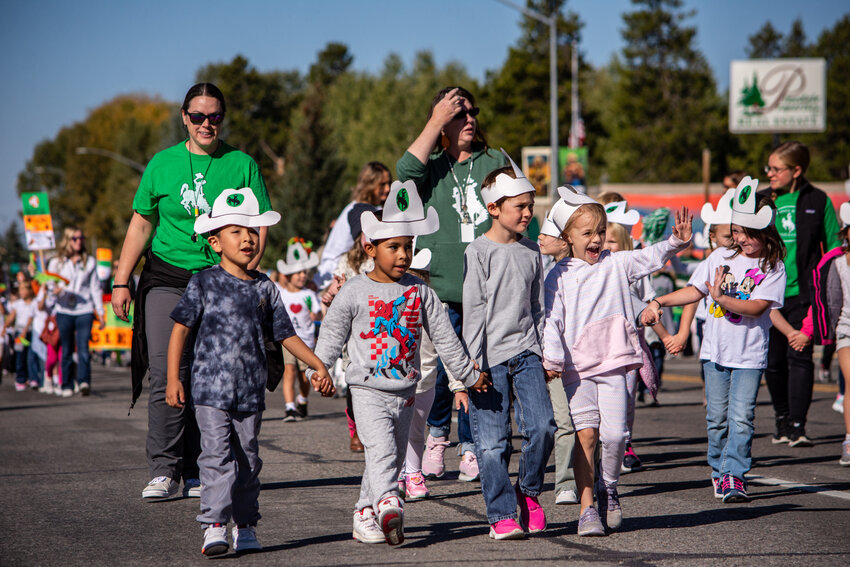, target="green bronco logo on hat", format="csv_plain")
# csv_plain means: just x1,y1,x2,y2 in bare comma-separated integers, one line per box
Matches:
226,194,244,207
397,188,409,212
606,204,617,213
739,184,751,205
